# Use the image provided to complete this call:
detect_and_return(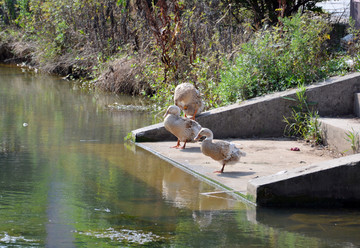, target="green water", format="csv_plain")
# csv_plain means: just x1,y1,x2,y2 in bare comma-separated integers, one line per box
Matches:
0,64,359,247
